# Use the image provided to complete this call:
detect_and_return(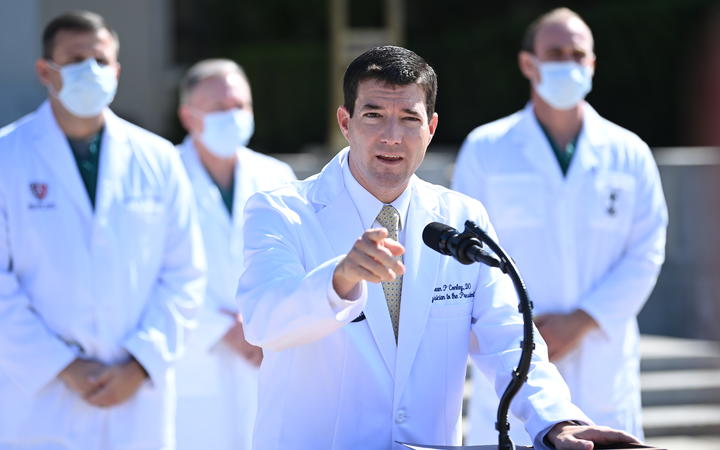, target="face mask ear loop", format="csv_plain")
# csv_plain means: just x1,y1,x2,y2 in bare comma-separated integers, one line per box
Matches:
186,108,206,141
529,55,543,85
44,60,62,99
